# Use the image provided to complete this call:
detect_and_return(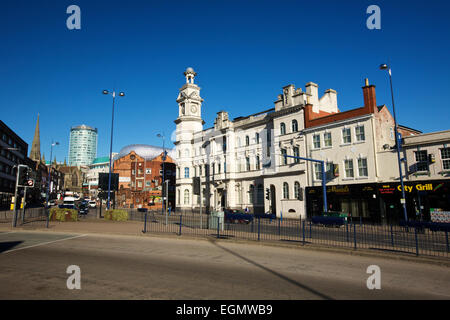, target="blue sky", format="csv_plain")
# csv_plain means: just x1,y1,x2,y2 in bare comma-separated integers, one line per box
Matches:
1,0,449,162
